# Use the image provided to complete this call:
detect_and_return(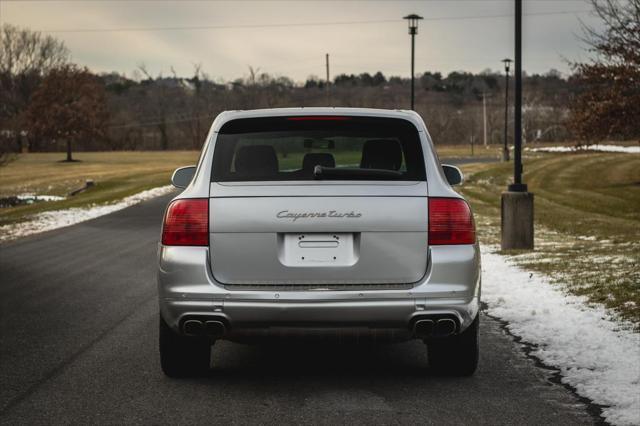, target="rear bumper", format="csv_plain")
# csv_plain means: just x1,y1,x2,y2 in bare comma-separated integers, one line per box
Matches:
158,243,481,339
